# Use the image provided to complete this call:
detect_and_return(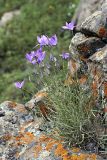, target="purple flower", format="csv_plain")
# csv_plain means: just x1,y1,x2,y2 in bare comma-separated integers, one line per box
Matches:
37,51,46,64
34,47,43,57
25,51,36,62
62,21,75,30
14,80,24,89
37,35,48,46
48,35,57,46
61,52,70,59
26,53,33,62
26,52,36,64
